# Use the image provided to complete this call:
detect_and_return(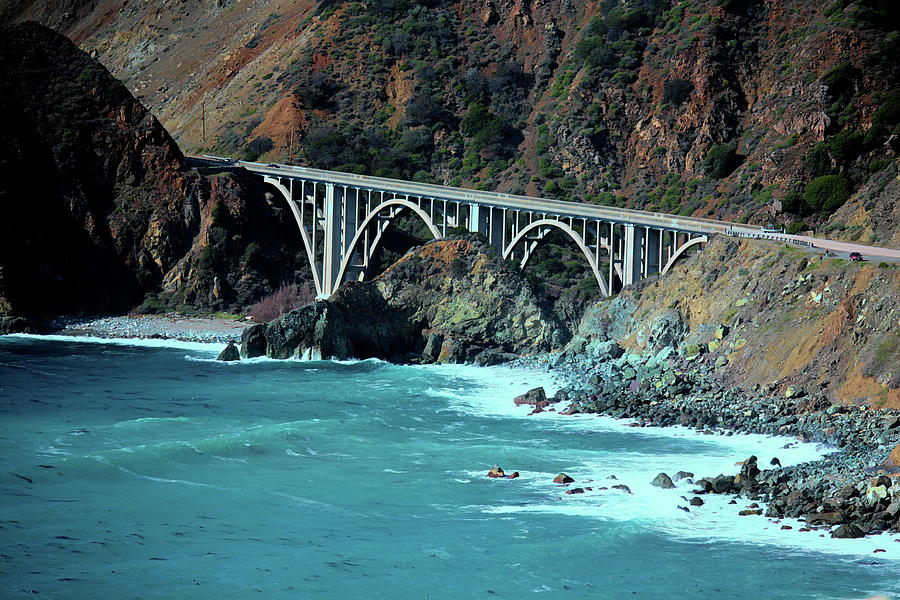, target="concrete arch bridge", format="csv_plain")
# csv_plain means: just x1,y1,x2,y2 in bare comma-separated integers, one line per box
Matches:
190,157,772,298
